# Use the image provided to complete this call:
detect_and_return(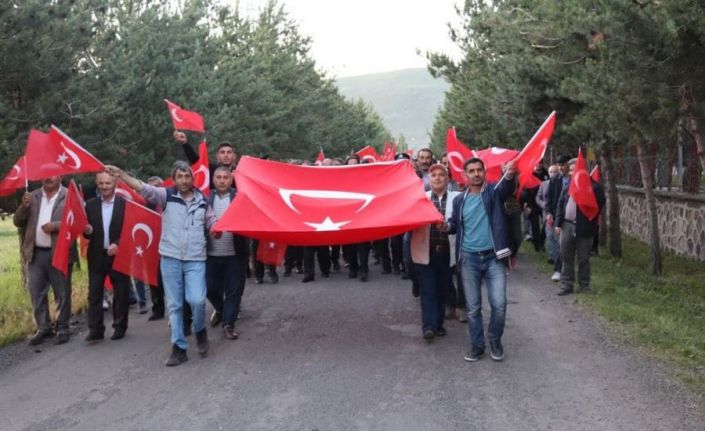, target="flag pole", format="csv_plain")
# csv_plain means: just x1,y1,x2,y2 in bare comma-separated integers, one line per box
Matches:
23,156,28,190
